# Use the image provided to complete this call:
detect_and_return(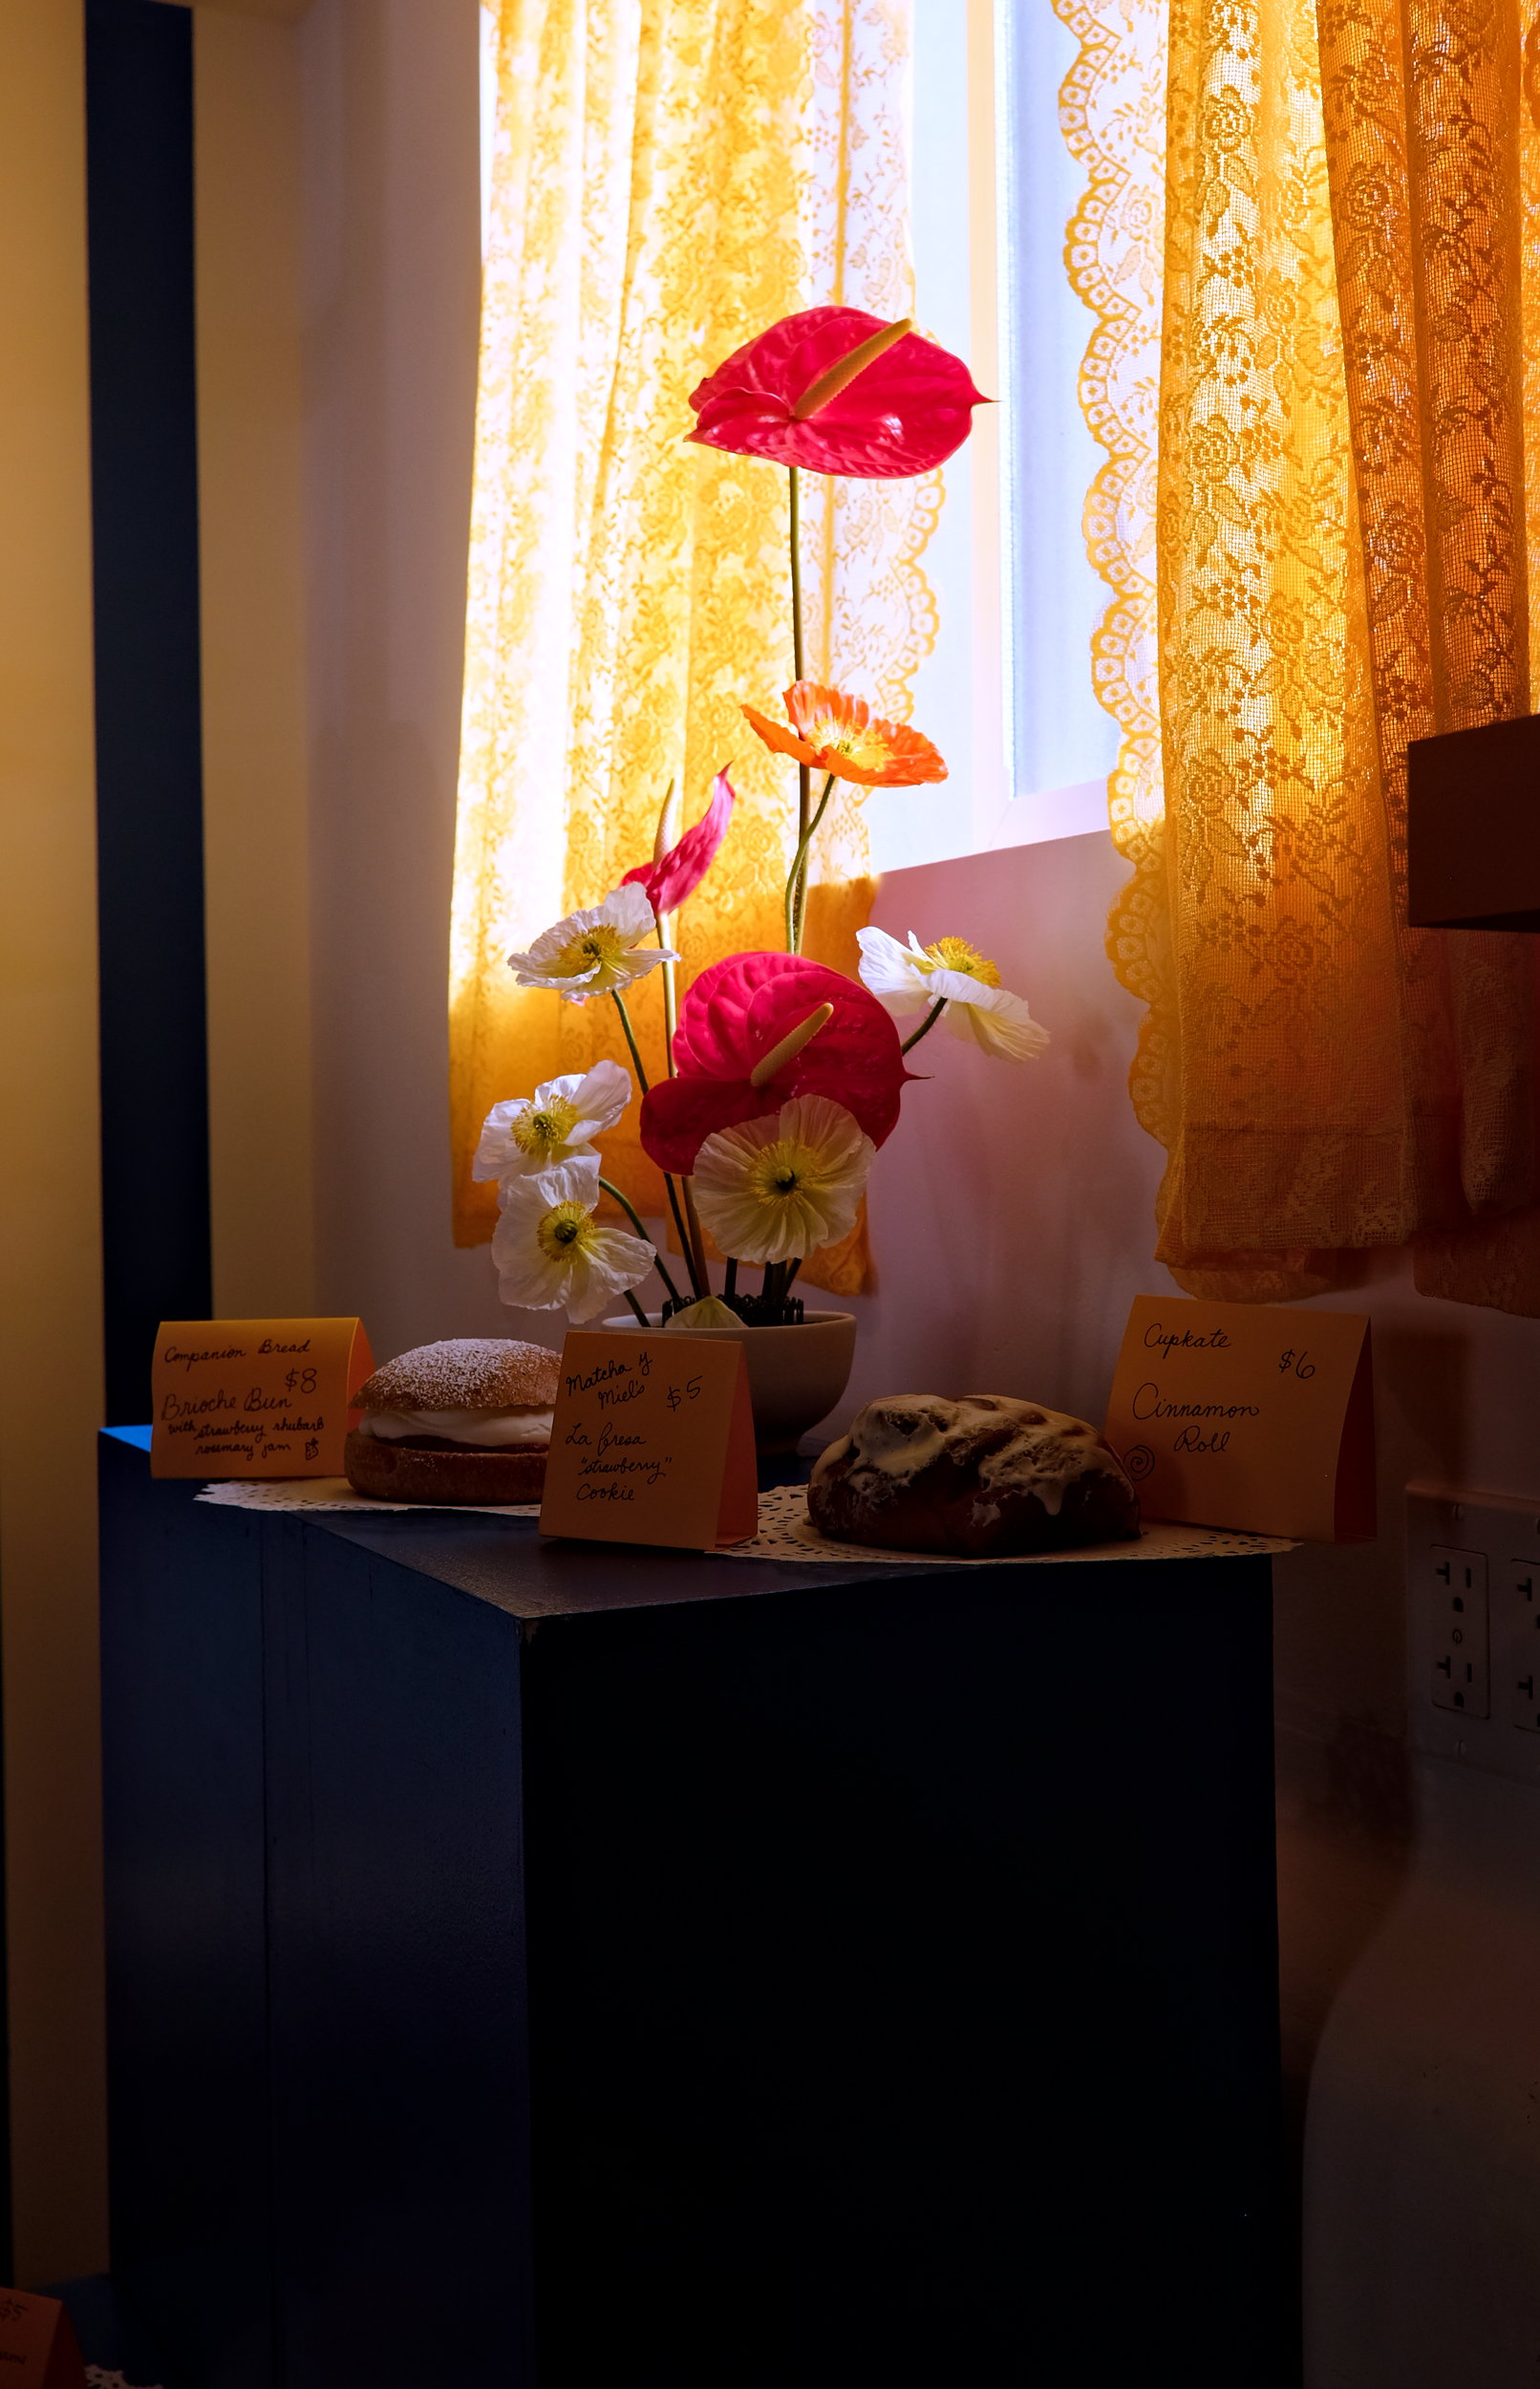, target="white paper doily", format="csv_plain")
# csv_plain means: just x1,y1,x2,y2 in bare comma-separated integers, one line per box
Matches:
197,1476,540,1518
197,1475,1291,1564
725,1483,1292,1565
